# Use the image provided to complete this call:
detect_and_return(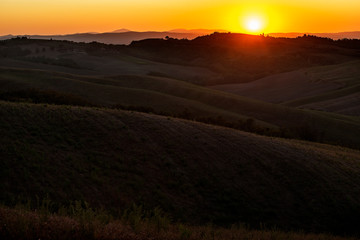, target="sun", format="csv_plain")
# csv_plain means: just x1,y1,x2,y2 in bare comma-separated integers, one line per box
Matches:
244,17,264,33
227,7,273,34
246,18,262,32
